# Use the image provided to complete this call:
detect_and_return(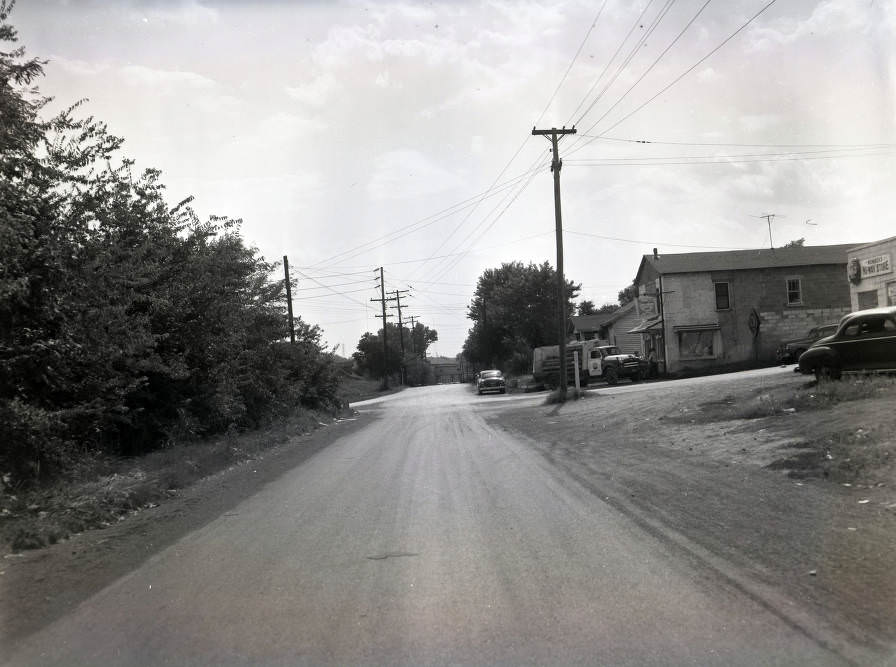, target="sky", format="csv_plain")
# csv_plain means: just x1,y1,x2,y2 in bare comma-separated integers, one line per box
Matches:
12,0,896,357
